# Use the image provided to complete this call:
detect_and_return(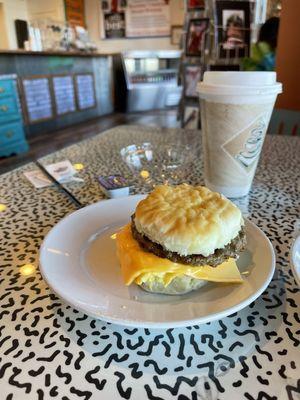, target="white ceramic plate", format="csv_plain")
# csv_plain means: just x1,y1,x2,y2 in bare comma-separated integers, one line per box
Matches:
40,195,275,328
290,236,300,286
